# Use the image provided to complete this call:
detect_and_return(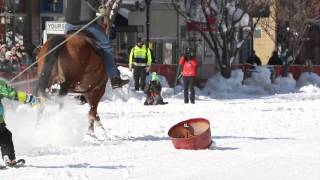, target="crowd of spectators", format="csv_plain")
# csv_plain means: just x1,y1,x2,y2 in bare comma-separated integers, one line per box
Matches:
0,43,29,73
